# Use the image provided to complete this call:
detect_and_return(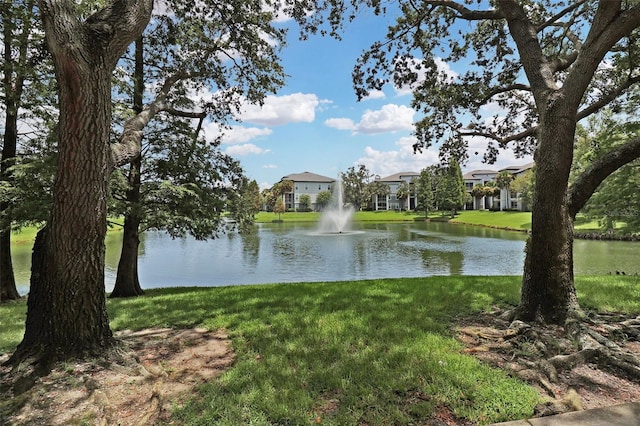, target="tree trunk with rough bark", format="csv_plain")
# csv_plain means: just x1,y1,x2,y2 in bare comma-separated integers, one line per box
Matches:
15,60,116,360
10,1,151,364
519,105,580,324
